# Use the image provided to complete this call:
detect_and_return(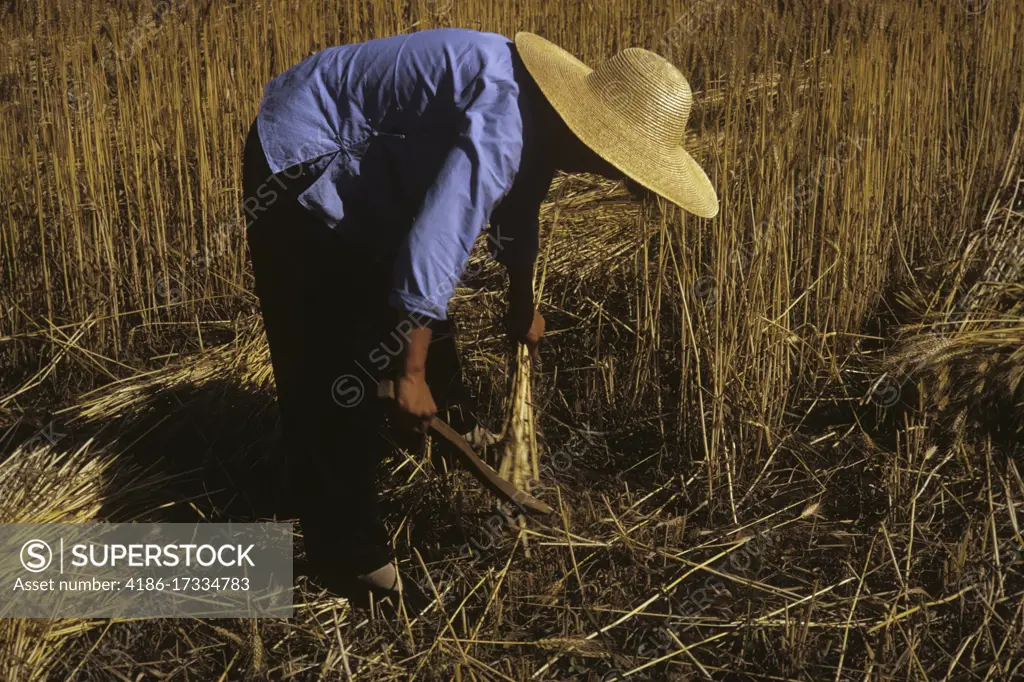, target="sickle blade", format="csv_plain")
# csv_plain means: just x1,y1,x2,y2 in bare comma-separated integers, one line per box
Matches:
377,379,554,516
429,416,554,516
